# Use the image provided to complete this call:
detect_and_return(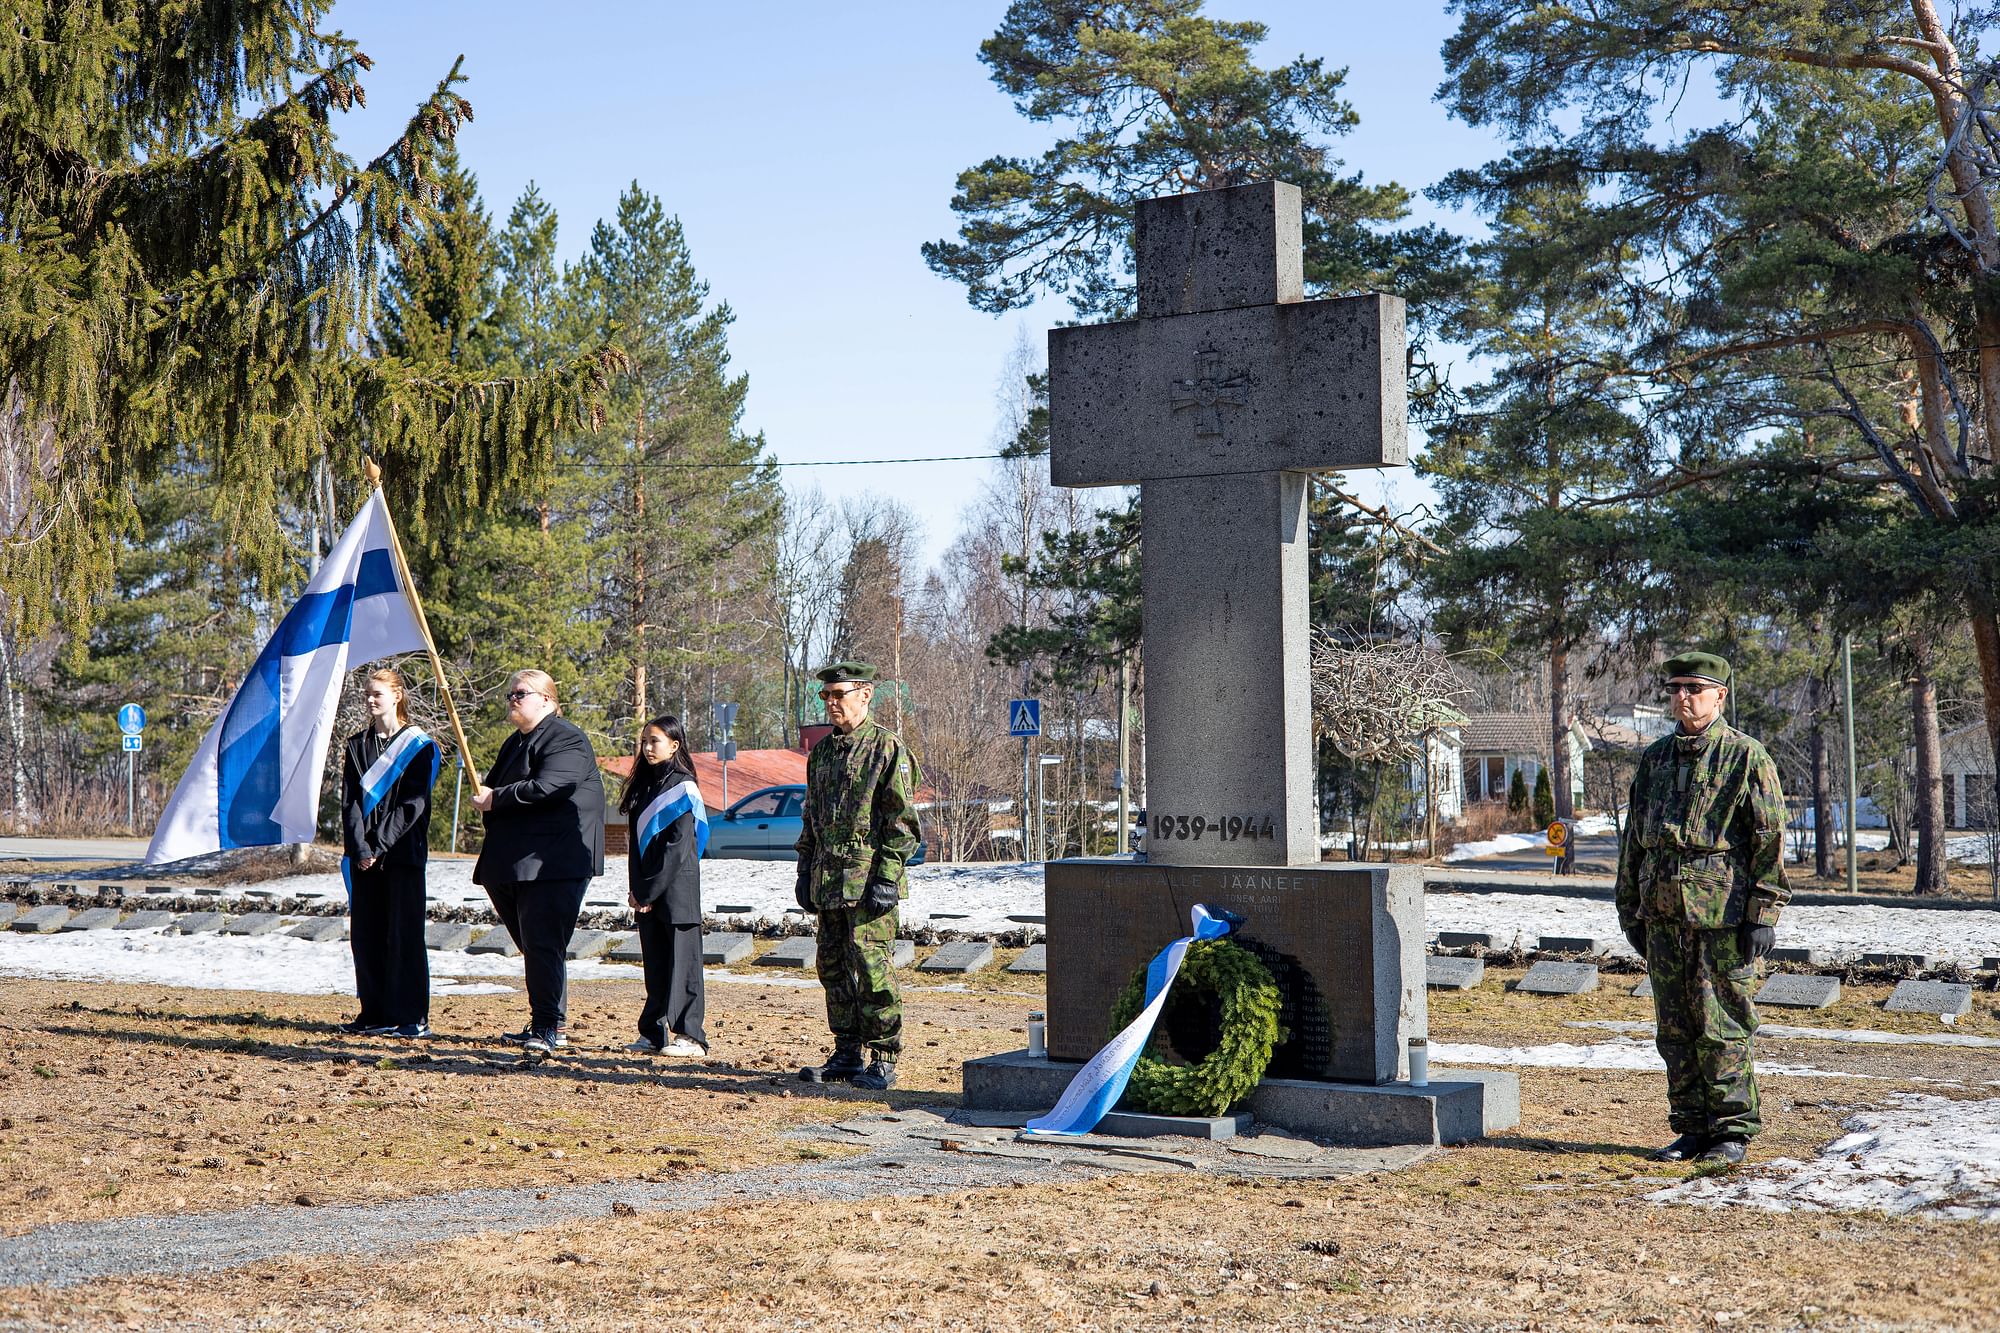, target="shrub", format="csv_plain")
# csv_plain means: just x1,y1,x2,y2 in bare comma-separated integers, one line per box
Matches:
1507,768,1529,817
1533,767,1556,828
